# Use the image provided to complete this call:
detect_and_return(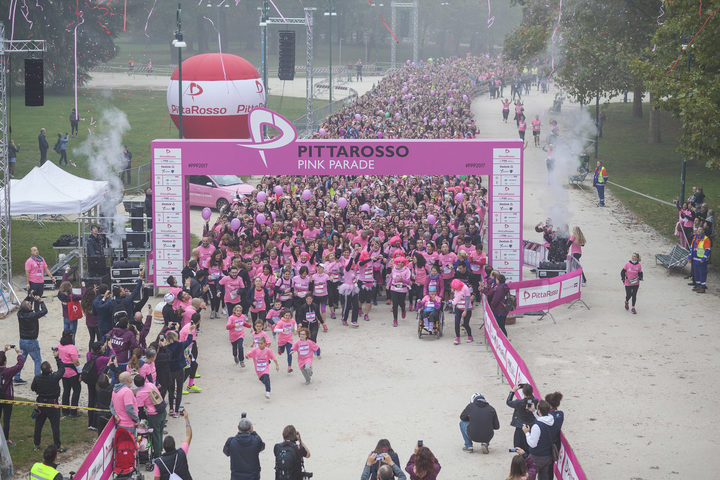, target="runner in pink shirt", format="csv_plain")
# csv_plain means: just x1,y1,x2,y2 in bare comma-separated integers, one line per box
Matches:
291,328,321,385
325,253,342,319
438,244,458,299
450,278,474,345
138,349,157,384
410,253,428,311
310,264,330,328
265,299,284,332
273,310,297,372
251,320,272,348
291,267,311,311
219,267,245,315
275,270,294,310
245,337,279,399
249,278,270,325
517,114,527,141
56,331,80,417
388,256,412,327
197,237,216,269
531,115,542,147
226,304,252,366
357,251,375,322
468,243,487,297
